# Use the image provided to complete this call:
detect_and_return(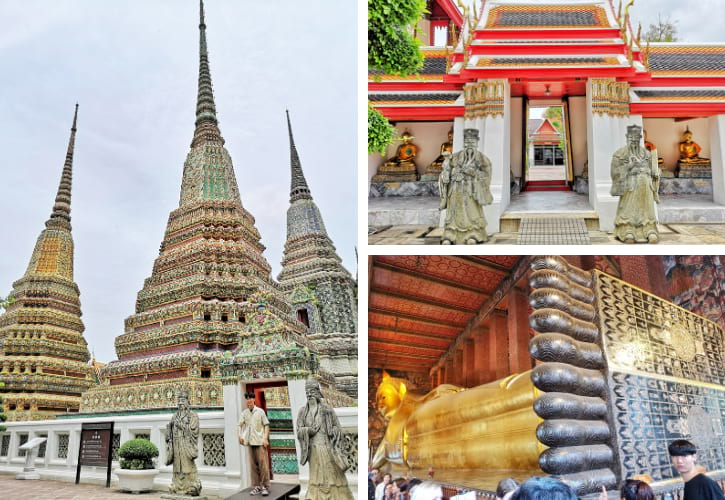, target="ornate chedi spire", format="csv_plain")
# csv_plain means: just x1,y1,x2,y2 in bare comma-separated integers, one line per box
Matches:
80,2,329,413
287,109,312,202
0,104,94,421
277,111,358,397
